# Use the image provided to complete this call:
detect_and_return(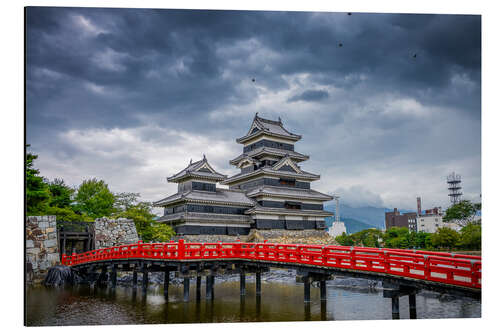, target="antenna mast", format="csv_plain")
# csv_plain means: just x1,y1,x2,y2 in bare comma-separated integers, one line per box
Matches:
447,172,463,205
